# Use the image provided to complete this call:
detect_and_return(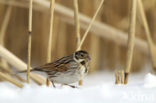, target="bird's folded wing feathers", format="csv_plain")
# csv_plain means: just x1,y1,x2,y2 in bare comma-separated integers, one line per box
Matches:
34,61,71,72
